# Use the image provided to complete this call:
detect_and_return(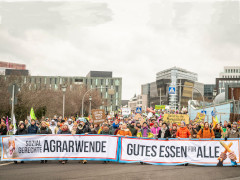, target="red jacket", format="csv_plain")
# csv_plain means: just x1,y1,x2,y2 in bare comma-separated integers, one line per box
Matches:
176,127,191,138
